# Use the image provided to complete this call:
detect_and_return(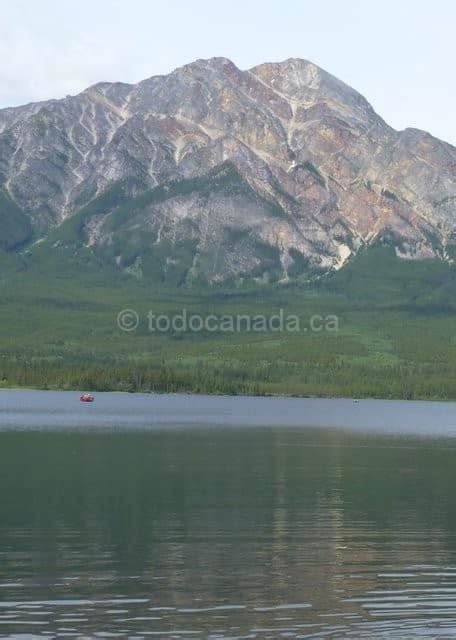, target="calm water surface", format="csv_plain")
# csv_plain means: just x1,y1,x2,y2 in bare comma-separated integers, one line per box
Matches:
1,391,456,638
